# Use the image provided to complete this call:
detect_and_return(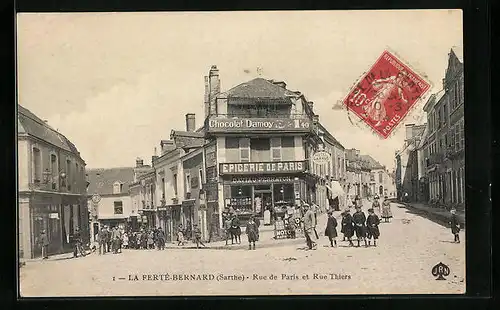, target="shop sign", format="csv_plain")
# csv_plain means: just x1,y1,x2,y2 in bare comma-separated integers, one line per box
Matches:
229,176,295,184
157,207,167,211
91,193,101,204
220,161,306,175
49,213,59,219
207,118,311,132
312,151,331,165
